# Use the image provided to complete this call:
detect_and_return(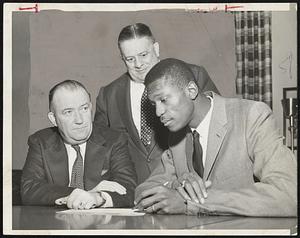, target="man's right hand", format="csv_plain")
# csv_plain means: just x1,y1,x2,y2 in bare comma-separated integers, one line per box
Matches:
55,188,105,209
173,172,212,204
